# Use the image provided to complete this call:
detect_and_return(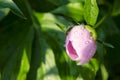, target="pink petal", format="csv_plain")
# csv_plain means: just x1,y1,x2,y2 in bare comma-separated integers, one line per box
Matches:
66,41,79,60
65,25,97,65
